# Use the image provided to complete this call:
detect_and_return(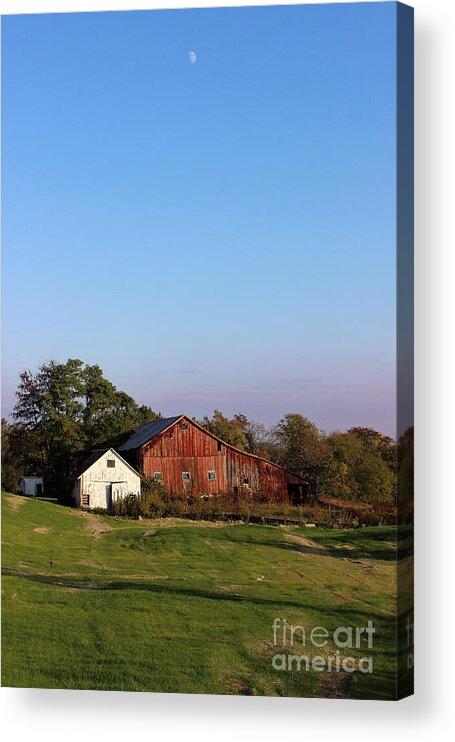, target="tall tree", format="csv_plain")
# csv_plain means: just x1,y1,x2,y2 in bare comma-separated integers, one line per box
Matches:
200,410,247,450
348,427,396,469
273,414,331,497
12,359,159,498
1,419,42,493
324,430,395,504
233,413,274,459
397,426,413,513
82,365,154,447
14,359,86,494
